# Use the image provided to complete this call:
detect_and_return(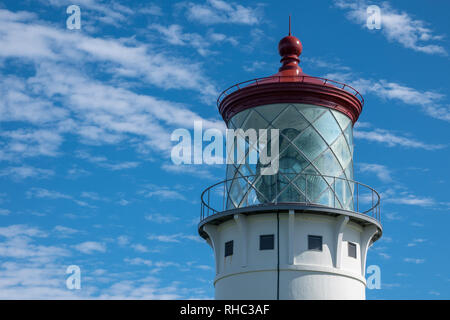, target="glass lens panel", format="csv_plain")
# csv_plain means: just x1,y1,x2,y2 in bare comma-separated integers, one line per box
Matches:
331,109,351,131
313,110,342,145
312,148,342,178
293,126,327,162
273,105,309,131
297,105,327,123
331,134,351,170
